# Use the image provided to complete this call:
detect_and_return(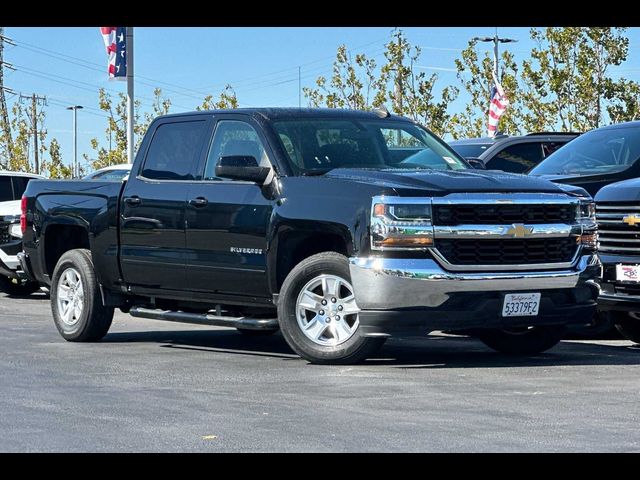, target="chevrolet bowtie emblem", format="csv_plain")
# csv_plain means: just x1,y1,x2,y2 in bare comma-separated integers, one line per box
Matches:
504,224,534,238
623,214,640,227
